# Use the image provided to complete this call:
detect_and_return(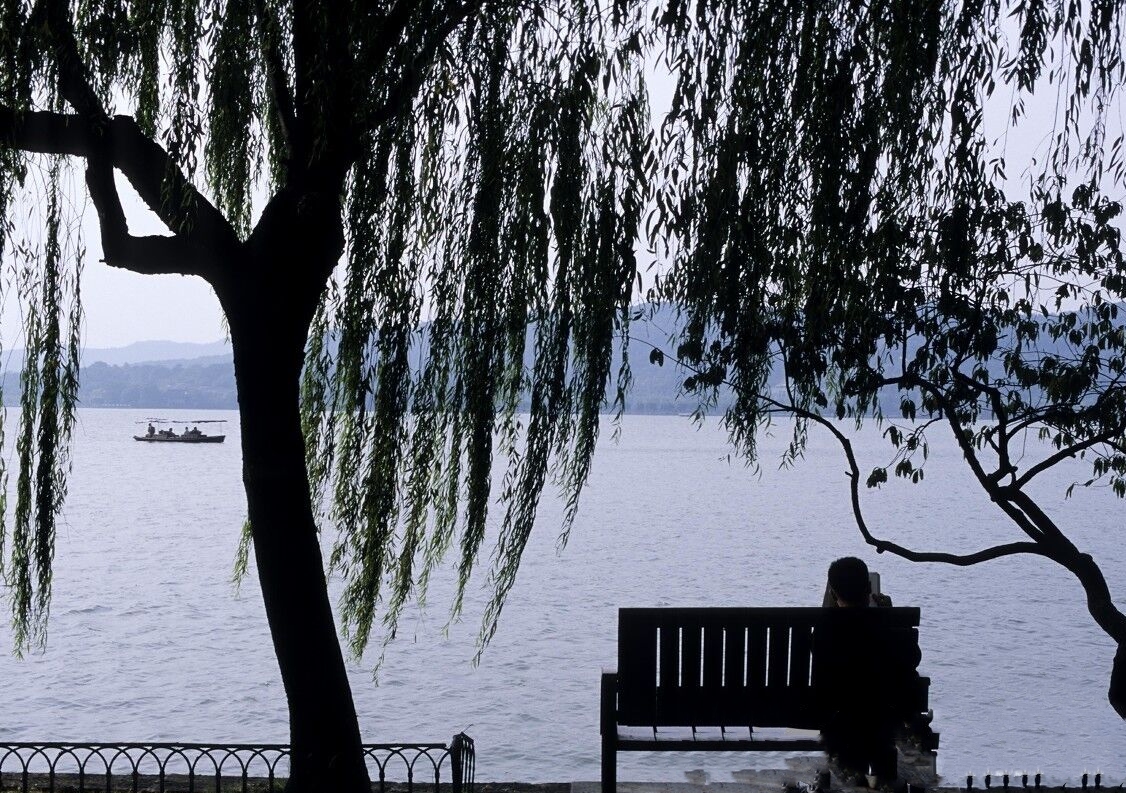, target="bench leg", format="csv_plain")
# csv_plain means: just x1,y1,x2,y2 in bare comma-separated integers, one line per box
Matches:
601,741,616,793
601,672,618,793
